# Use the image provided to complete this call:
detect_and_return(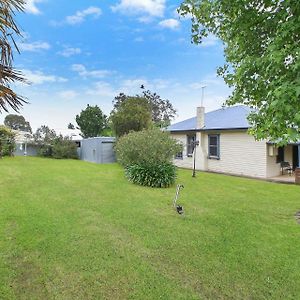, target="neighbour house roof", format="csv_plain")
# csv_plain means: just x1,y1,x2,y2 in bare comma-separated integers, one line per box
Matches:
167,105,252,132
13,130,34,144
55,129,83,141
